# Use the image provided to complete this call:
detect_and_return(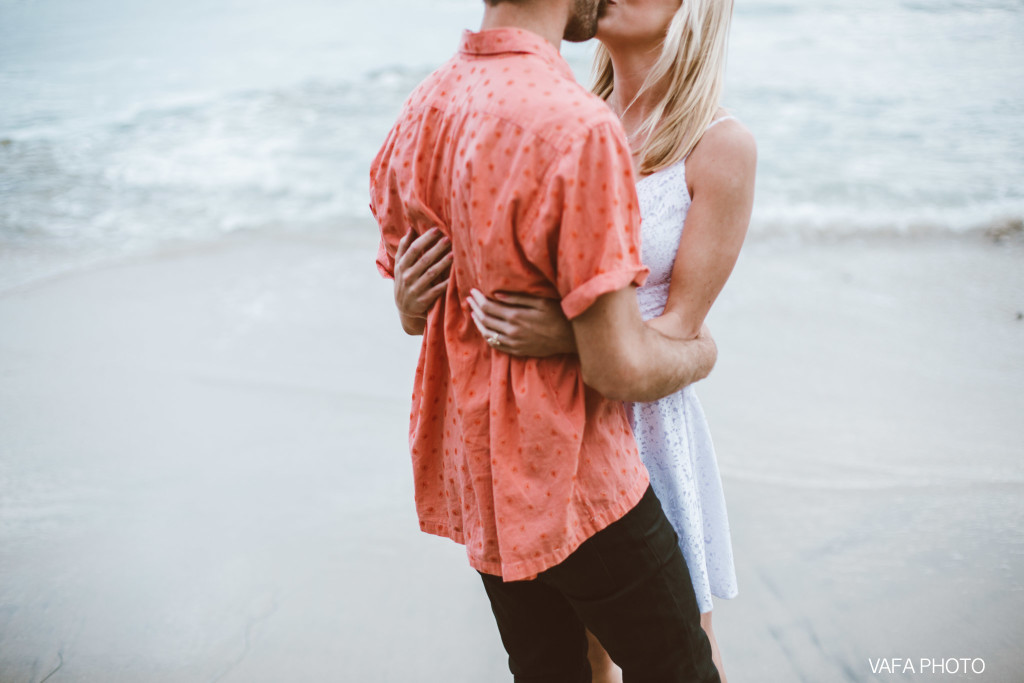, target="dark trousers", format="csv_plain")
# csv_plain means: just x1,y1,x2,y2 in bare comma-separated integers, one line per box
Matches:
479,486,720,683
